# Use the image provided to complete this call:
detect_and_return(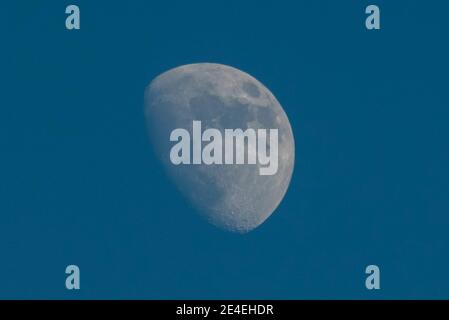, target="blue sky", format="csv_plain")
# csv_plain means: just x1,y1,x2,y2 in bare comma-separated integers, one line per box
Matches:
0,0,448,299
